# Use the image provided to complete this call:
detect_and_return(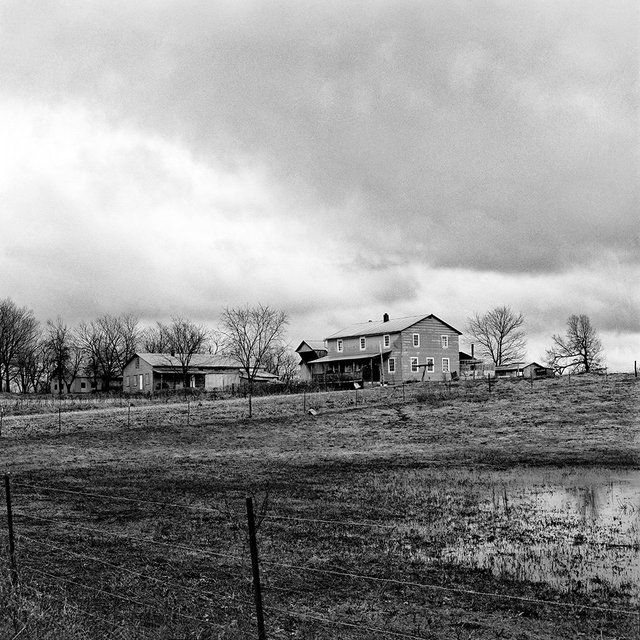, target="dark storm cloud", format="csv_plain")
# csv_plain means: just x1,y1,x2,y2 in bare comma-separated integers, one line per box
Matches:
1,0,637,274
